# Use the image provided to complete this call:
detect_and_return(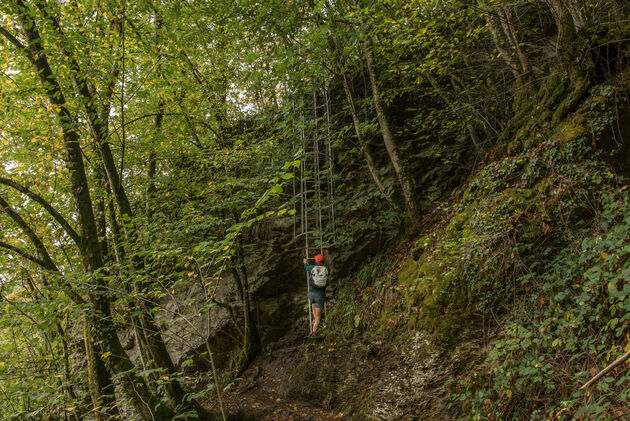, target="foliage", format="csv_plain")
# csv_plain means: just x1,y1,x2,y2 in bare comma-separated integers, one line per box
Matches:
391,74,625,339
453,189,630,420
324,254,398,340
